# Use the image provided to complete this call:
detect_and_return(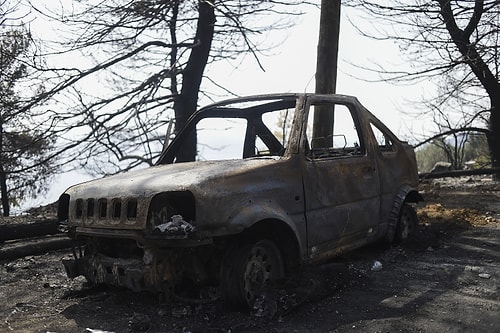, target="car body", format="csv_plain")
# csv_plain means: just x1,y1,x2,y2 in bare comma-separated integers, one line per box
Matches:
58,93,422,307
